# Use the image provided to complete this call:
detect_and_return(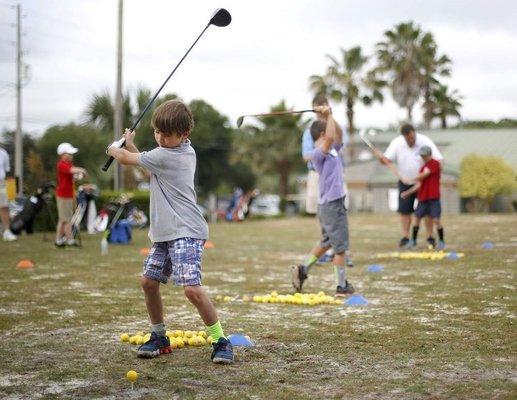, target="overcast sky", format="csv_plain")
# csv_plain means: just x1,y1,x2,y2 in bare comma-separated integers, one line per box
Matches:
0,0,516,136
